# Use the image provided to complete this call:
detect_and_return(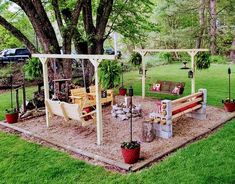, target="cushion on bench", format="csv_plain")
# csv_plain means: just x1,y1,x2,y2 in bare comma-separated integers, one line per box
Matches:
150,80,185,95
